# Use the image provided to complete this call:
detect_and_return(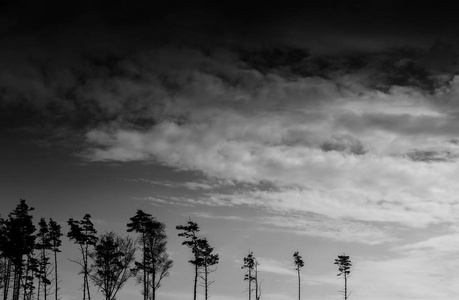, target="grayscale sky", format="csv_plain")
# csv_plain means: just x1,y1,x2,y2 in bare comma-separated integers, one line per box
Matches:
3,1,459,300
